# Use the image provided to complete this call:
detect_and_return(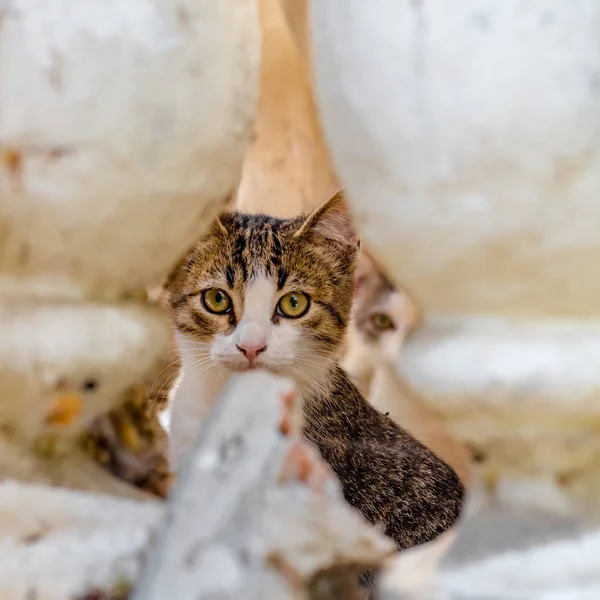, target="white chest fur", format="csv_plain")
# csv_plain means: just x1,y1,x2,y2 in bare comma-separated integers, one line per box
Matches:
166,332,232,470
